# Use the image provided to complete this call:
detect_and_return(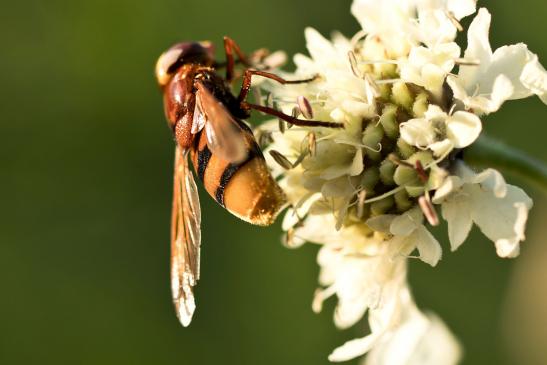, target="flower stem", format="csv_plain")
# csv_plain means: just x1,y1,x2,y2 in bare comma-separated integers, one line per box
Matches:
465,135,547,191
